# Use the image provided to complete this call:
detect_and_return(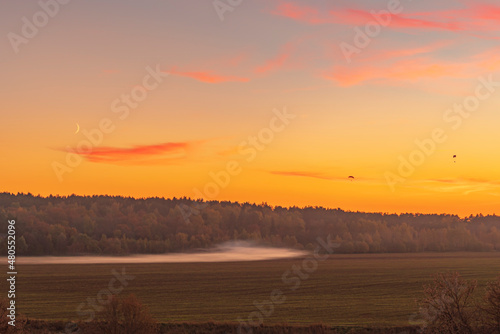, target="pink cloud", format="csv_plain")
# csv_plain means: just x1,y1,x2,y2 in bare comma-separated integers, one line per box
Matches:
330,9,462,31
326,40,500,87
350,40,452,63
255,51,290,74
474,4,500,20
272,2,327,24
271,1,500,34
325,57,467,86
255,41,298,74
62,142,196,165
272,2,463,31
170,68,249,83
326,44,500,87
